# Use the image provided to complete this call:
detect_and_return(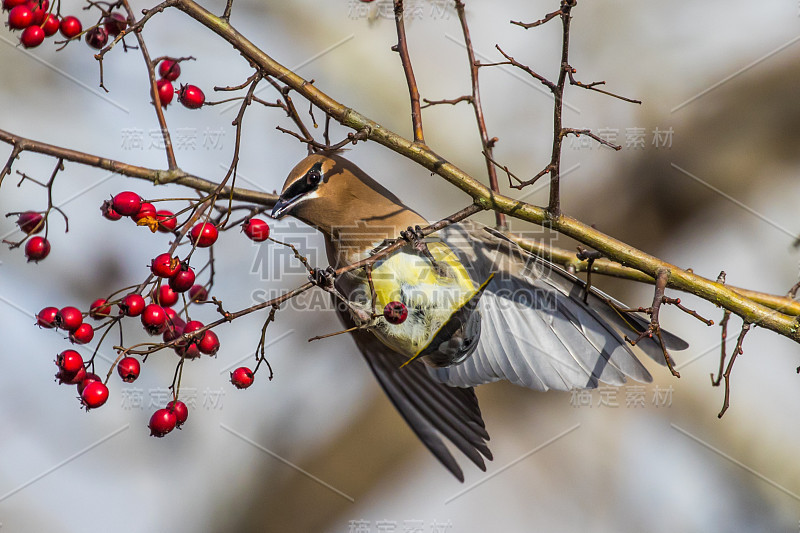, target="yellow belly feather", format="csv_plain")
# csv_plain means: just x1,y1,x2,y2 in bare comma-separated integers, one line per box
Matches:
363,242,477,356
